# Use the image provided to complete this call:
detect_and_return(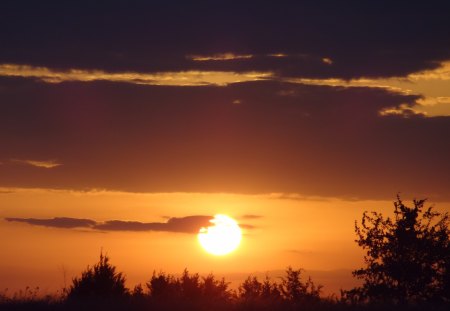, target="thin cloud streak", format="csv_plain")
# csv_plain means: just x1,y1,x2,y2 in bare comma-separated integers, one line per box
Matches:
11,159,62,169
241,215,263,220
0,64,272,86
188,53,254,61
5,217,96,228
